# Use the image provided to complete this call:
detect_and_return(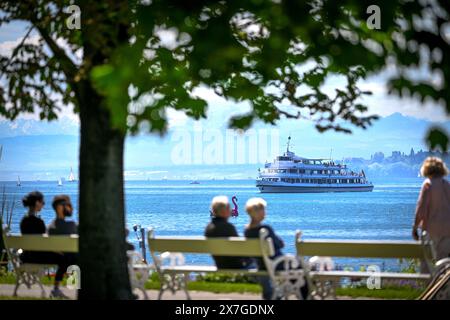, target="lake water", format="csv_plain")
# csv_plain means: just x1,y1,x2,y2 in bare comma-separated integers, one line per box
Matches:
1,178,424,271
